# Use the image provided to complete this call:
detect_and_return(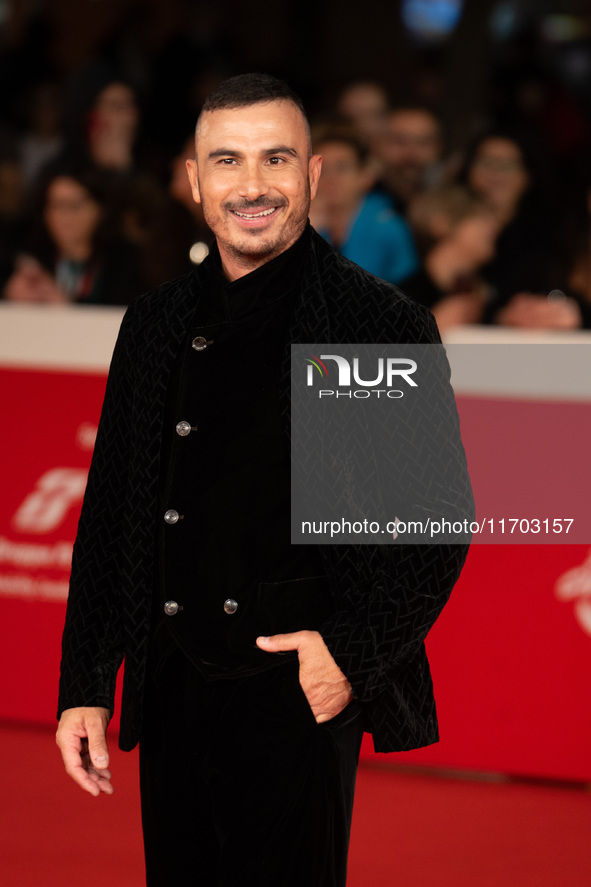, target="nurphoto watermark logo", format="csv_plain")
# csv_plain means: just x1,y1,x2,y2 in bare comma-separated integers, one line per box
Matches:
304,353,418,399
291,343,474,545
